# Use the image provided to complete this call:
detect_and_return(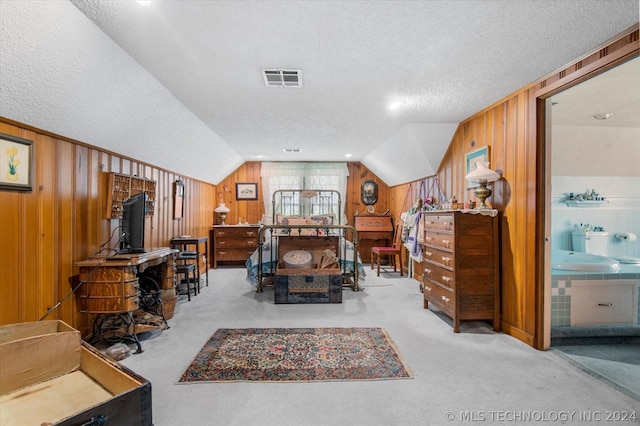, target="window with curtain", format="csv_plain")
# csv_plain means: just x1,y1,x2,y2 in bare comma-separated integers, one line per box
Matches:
260,162,349,224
